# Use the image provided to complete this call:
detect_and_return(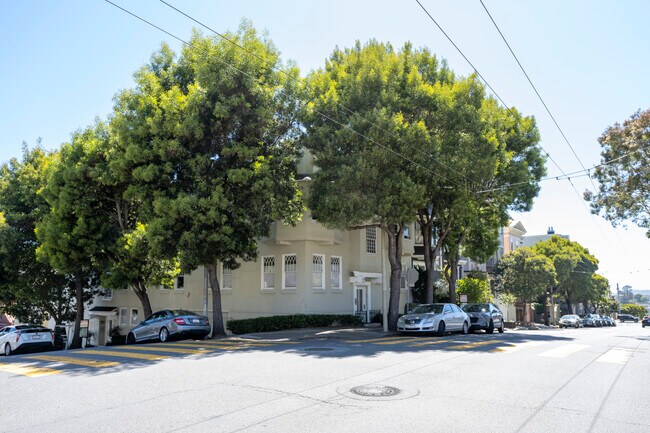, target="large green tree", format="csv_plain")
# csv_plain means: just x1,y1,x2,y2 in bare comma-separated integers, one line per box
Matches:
532,236,599,315
586,108,650,235
0,145,76,324
495,247,557,303
36,129,109,348
303,41,437,330
111,24,303,337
